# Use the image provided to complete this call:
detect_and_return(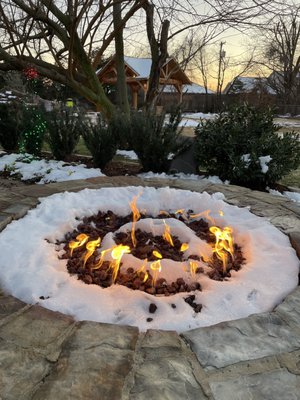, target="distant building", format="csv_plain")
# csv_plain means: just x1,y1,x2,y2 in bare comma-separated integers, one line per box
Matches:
223,76,275,95
97,55,191,109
